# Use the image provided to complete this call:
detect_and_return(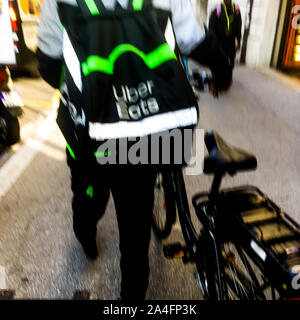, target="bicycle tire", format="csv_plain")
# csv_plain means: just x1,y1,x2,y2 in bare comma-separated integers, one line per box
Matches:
222,241,281,300
193,234,211,299
152,172,177,239
196,238,279,300
194,230,223,300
